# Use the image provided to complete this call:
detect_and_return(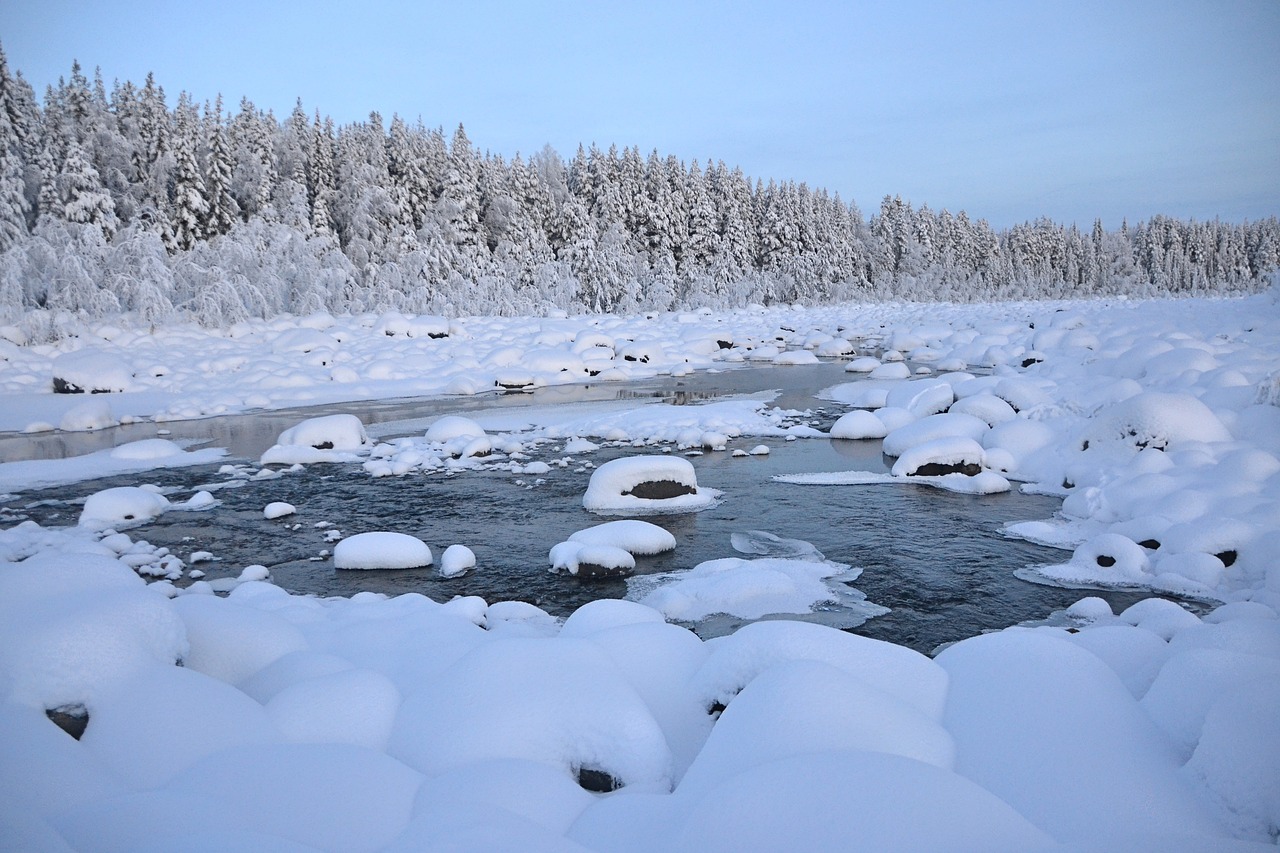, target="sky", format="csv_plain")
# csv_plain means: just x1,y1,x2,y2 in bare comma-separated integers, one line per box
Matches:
1,0,1277,229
